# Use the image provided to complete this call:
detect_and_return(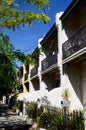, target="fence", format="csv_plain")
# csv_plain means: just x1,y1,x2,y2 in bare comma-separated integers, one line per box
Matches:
26,102,85,130
43,107,85,130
